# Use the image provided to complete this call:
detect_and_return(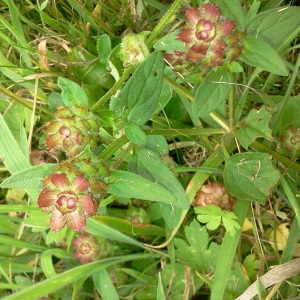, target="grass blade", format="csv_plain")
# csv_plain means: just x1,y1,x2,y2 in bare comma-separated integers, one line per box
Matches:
210,199,250,299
